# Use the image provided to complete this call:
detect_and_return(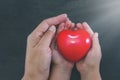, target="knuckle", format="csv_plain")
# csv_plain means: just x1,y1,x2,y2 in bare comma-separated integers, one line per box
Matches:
42,19,48,24
27,34,35,44
27,34,31,41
